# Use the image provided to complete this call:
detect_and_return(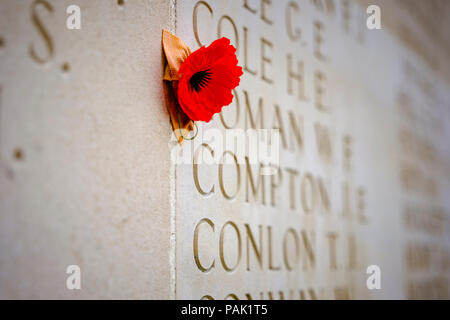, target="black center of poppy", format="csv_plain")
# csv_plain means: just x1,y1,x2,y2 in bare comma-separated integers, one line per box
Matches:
189,70,211,92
